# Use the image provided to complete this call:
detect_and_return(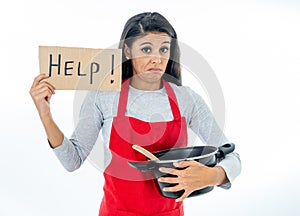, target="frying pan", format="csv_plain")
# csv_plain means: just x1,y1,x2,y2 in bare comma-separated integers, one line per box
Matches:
128,143,235,199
